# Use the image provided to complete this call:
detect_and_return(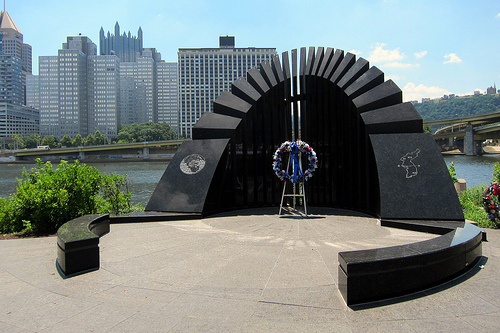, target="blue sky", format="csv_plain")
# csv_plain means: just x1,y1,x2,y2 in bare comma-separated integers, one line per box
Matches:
7,0,500,102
